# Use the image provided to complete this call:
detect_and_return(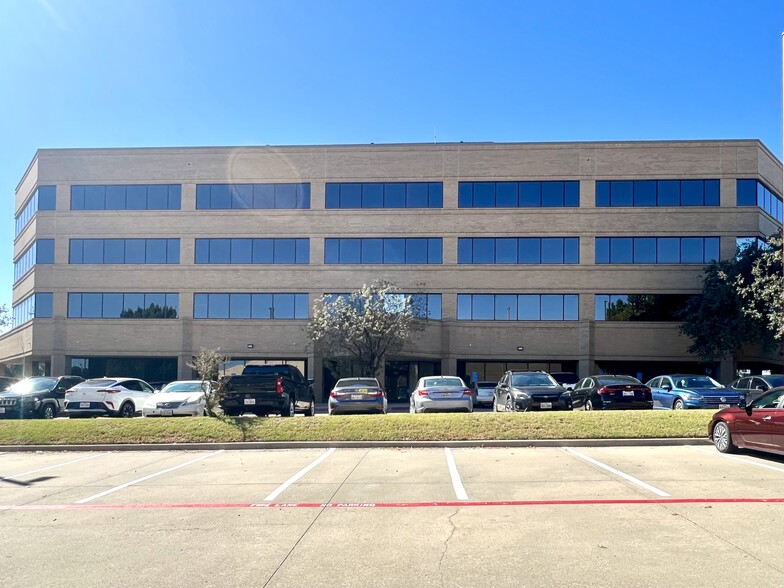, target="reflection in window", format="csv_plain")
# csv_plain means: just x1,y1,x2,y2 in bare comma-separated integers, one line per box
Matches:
595,294,697,321
596,179,719,207
325,293,442,320
71,185,181,211
14,239,55,283
326,182,443,208
195,238,309,264
67,293,179,318
193,293,309,319
457,294,578,320
595,237,719,264
69,239,180,264
458,237,579,264
459,181,579,208
12,293,53,328
325,238,442,264
196,183,310,209
15,186,56,237
737,179,783,222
